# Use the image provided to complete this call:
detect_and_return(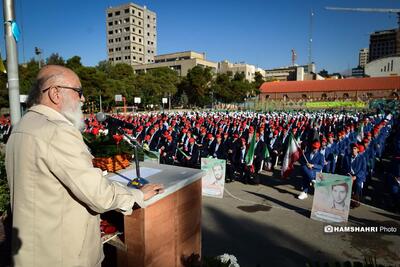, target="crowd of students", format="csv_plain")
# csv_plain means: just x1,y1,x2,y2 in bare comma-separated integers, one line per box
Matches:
1,110,399,210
